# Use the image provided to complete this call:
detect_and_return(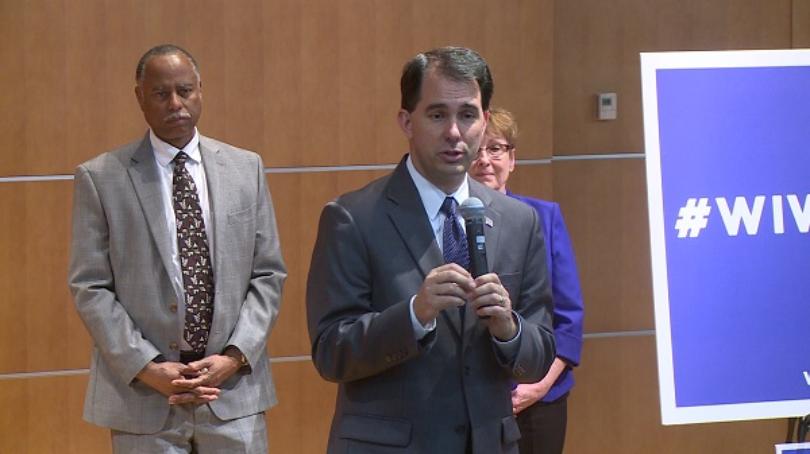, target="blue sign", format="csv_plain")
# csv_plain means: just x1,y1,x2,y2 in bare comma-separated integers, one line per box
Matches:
642,50,810,424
